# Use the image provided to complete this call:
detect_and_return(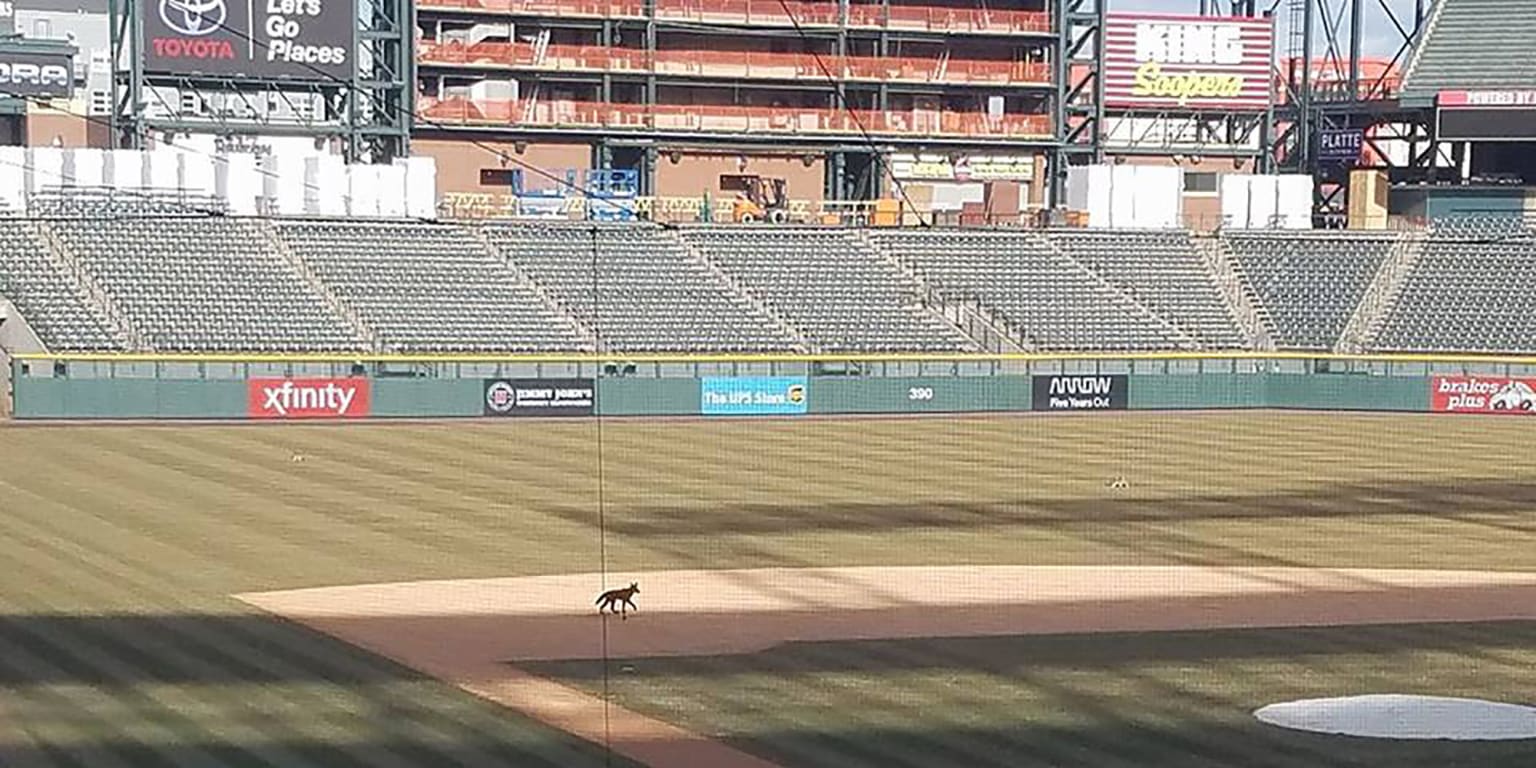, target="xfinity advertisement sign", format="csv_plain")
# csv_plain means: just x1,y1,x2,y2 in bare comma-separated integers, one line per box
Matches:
145,0,353,80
